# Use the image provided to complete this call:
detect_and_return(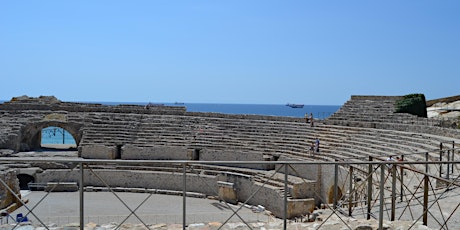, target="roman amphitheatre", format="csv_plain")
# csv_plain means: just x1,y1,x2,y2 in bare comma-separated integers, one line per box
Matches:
0,94,459,229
